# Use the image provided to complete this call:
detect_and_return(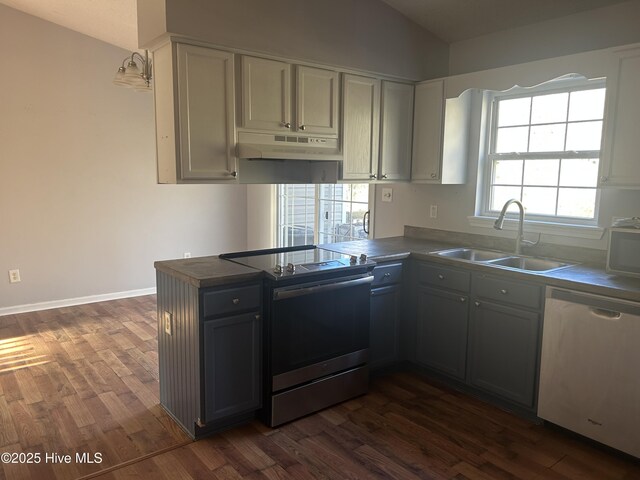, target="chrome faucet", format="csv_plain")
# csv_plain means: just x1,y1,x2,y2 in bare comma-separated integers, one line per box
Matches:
493,199,539,255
